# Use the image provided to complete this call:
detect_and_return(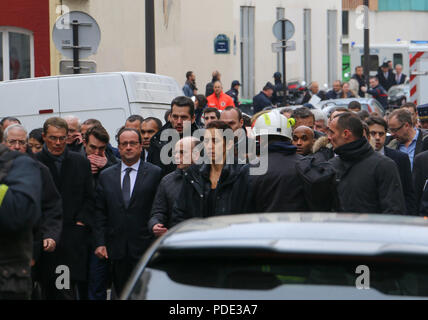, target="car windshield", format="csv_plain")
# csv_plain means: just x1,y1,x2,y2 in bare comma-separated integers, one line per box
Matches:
128,250,428,300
